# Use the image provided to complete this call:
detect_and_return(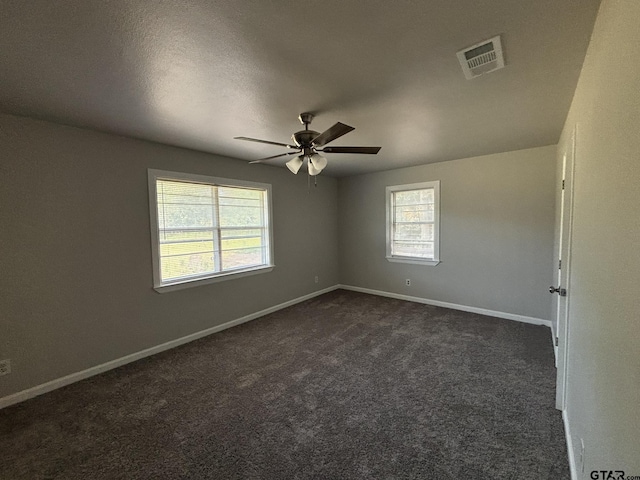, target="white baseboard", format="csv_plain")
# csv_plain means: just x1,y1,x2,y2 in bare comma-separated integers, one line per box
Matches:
338,284,552,328
0,284,551,410
0,285,339,410
563,410,578,480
